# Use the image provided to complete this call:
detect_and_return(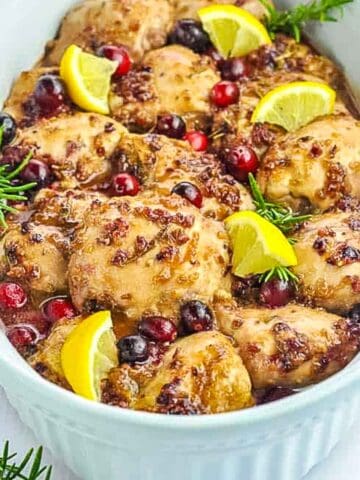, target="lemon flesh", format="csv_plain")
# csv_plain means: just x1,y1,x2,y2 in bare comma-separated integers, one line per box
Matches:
225,211,297,277
61,311,118,401
251,81,336,132
198,5,271,58
60,45,117,115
